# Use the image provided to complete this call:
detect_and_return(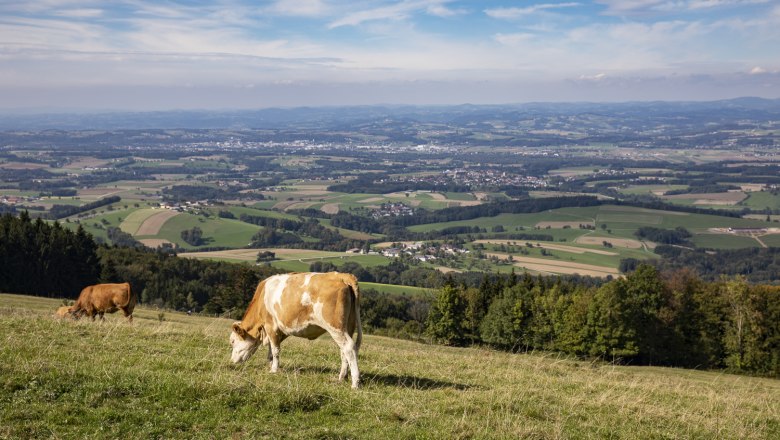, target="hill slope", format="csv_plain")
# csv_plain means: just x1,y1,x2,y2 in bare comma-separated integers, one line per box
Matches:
1,293,778,439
